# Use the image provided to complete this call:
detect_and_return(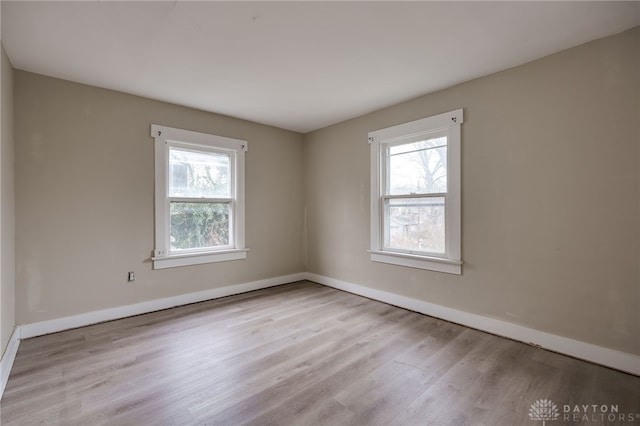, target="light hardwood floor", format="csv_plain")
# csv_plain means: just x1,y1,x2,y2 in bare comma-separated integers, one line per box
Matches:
1,281,638,425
